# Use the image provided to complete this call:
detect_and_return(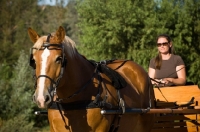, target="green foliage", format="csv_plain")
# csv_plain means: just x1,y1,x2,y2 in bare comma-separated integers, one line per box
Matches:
0,51,35,131
77,0,156,61
0,0,73,65
64,1,79,44
76,0,200,86
0,114,34,132
0,0,38,64
0,51,49,131
172,0,200,86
